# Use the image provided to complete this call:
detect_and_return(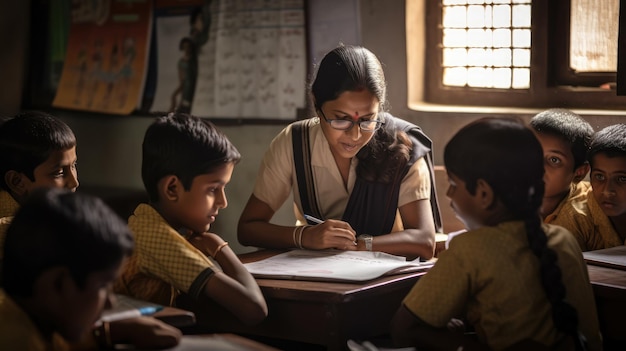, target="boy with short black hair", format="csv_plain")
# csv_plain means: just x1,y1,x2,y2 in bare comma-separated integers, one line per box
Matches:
0,188,134,350
529,108,596,249
115,112,267,326
530,108,593,219
584,123,626,249
0,111,79,271
0,111,78,219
